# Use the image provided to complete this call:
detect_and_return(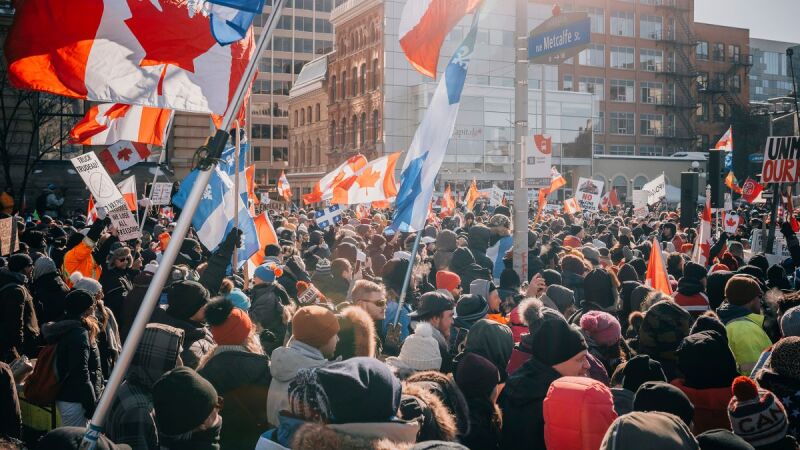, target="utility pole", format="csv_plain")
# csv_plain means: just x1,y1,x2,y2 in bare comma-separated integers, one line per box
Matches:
513,0,529,281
